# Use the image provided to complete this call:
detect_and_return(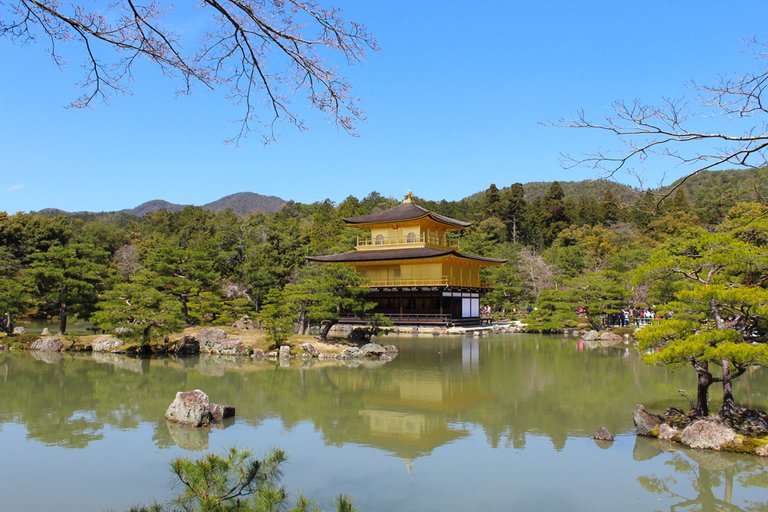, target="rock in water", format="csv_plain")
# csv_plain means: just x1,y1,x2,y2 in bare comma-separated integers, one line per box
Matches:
209,403,236,423
12,326,25,335
301,343,319,358
359,343,386,358
594,427,614,441
91,336,124,353
659,424,681,441
598,332,623,346
680,420,736,450
633,404,663,436
40,327,50,336
197,328,228,351
172,335,200,355
279,345,291,359
339,347,361,359
166,390,213,427
29,336,64,352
